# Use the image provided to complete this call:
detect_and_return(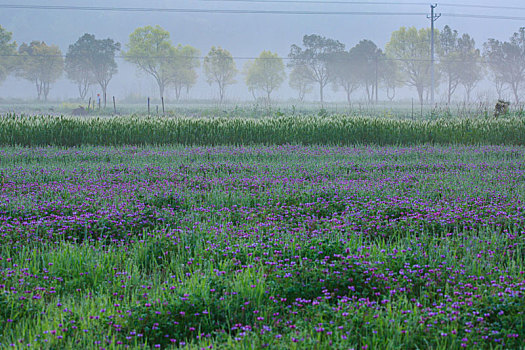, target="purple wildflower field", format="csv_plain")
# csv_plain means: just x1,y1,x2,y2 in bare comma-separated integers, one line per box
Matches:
0,145,524,349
